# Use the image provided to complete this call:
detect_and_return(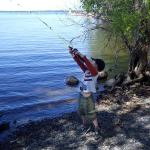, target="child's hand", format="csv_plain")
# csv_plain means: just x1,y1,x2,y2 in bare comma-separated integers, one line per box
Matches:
75,50,84,58
69,47,78,54
68,46,73,53
68,47,85,58
72,48,78,54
